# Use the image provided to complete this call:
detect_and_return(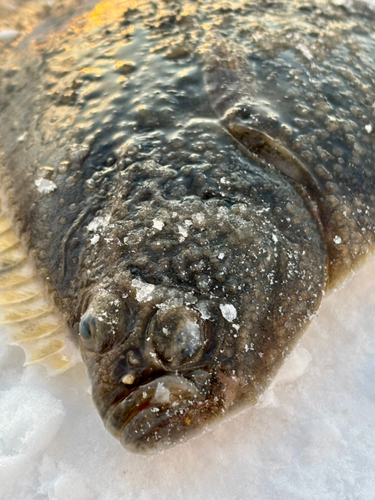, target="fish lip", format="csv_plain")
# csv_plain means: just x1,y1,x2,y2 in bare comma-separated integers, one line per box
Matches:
103,374,201,450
